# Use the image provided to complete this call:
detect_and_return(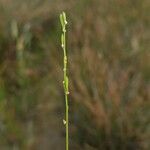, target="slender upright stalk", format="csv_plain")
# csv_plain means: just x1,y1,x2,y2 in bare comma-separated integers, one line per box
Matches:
60,12,69,150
